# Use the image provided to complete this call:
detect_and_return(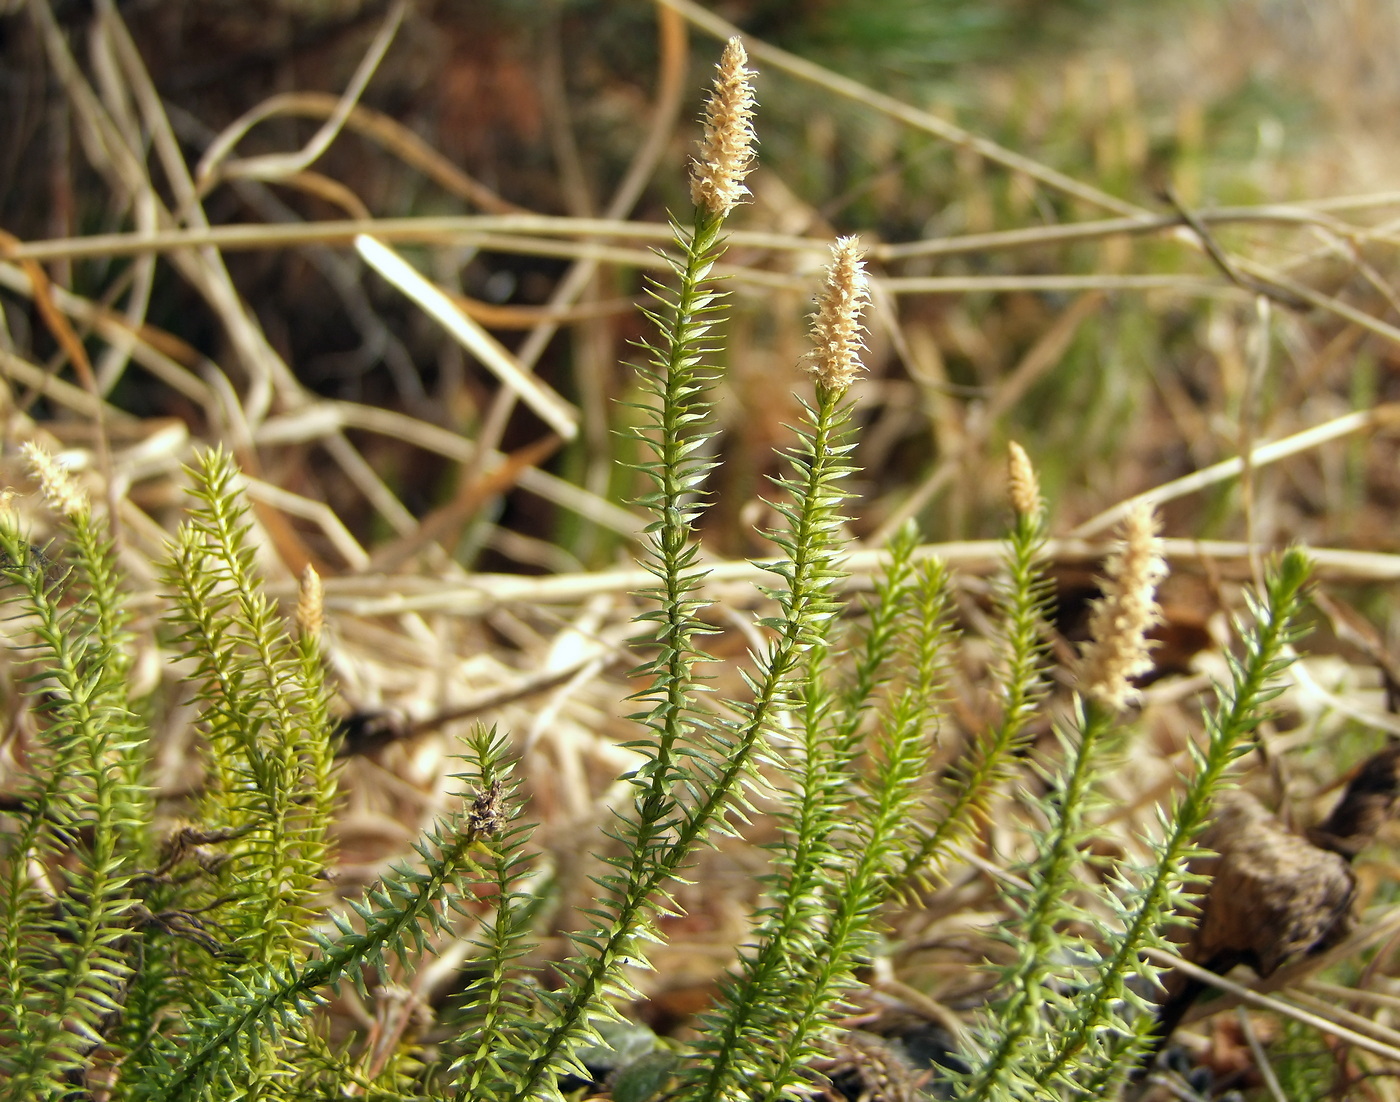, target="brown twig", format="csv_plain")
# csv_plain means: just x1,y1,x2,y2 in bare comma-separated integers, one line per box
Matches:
1162,185,1309,310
